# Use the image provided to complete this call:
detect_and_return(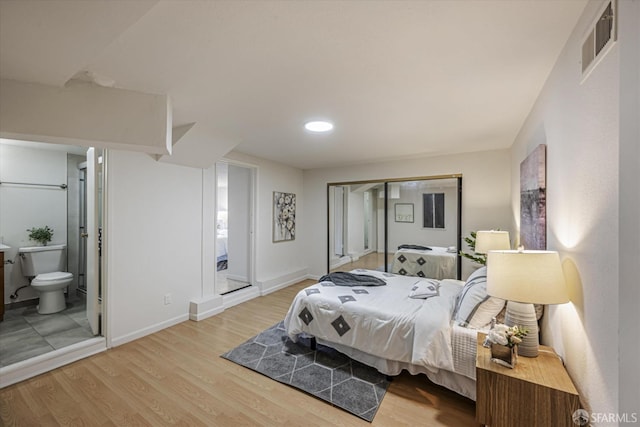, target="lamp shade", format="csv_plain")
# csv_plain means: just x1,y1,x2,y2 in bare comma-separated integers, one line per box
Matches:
486,250,569,304
474,230,511,253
